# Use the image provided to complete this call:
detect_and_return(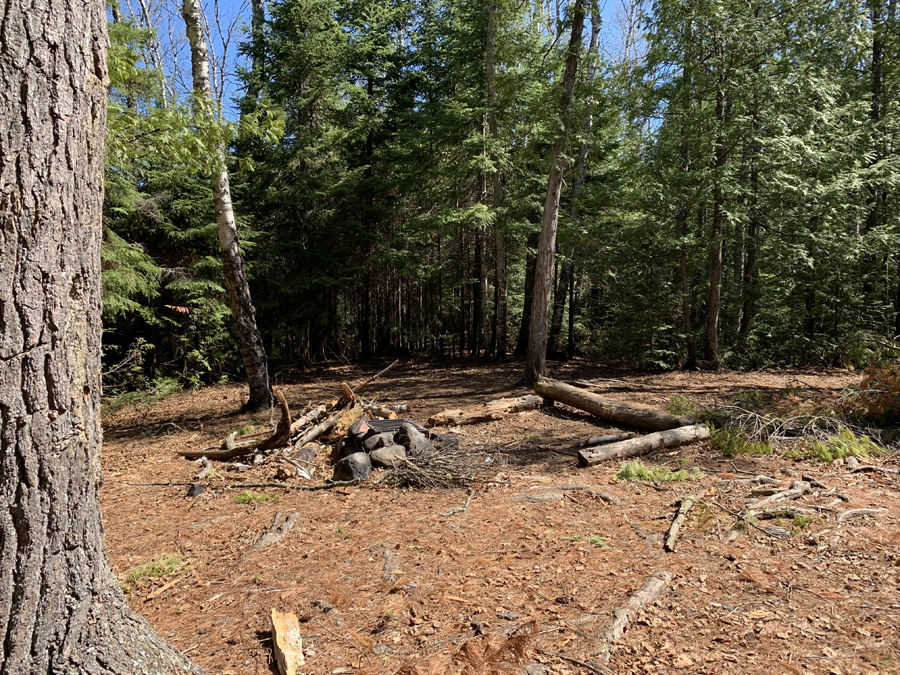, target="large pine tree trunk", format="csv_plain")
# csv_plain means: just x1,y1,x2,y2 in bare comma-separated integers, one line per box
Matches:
183,0,273,411
525,0,586,384
0,2,205,672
